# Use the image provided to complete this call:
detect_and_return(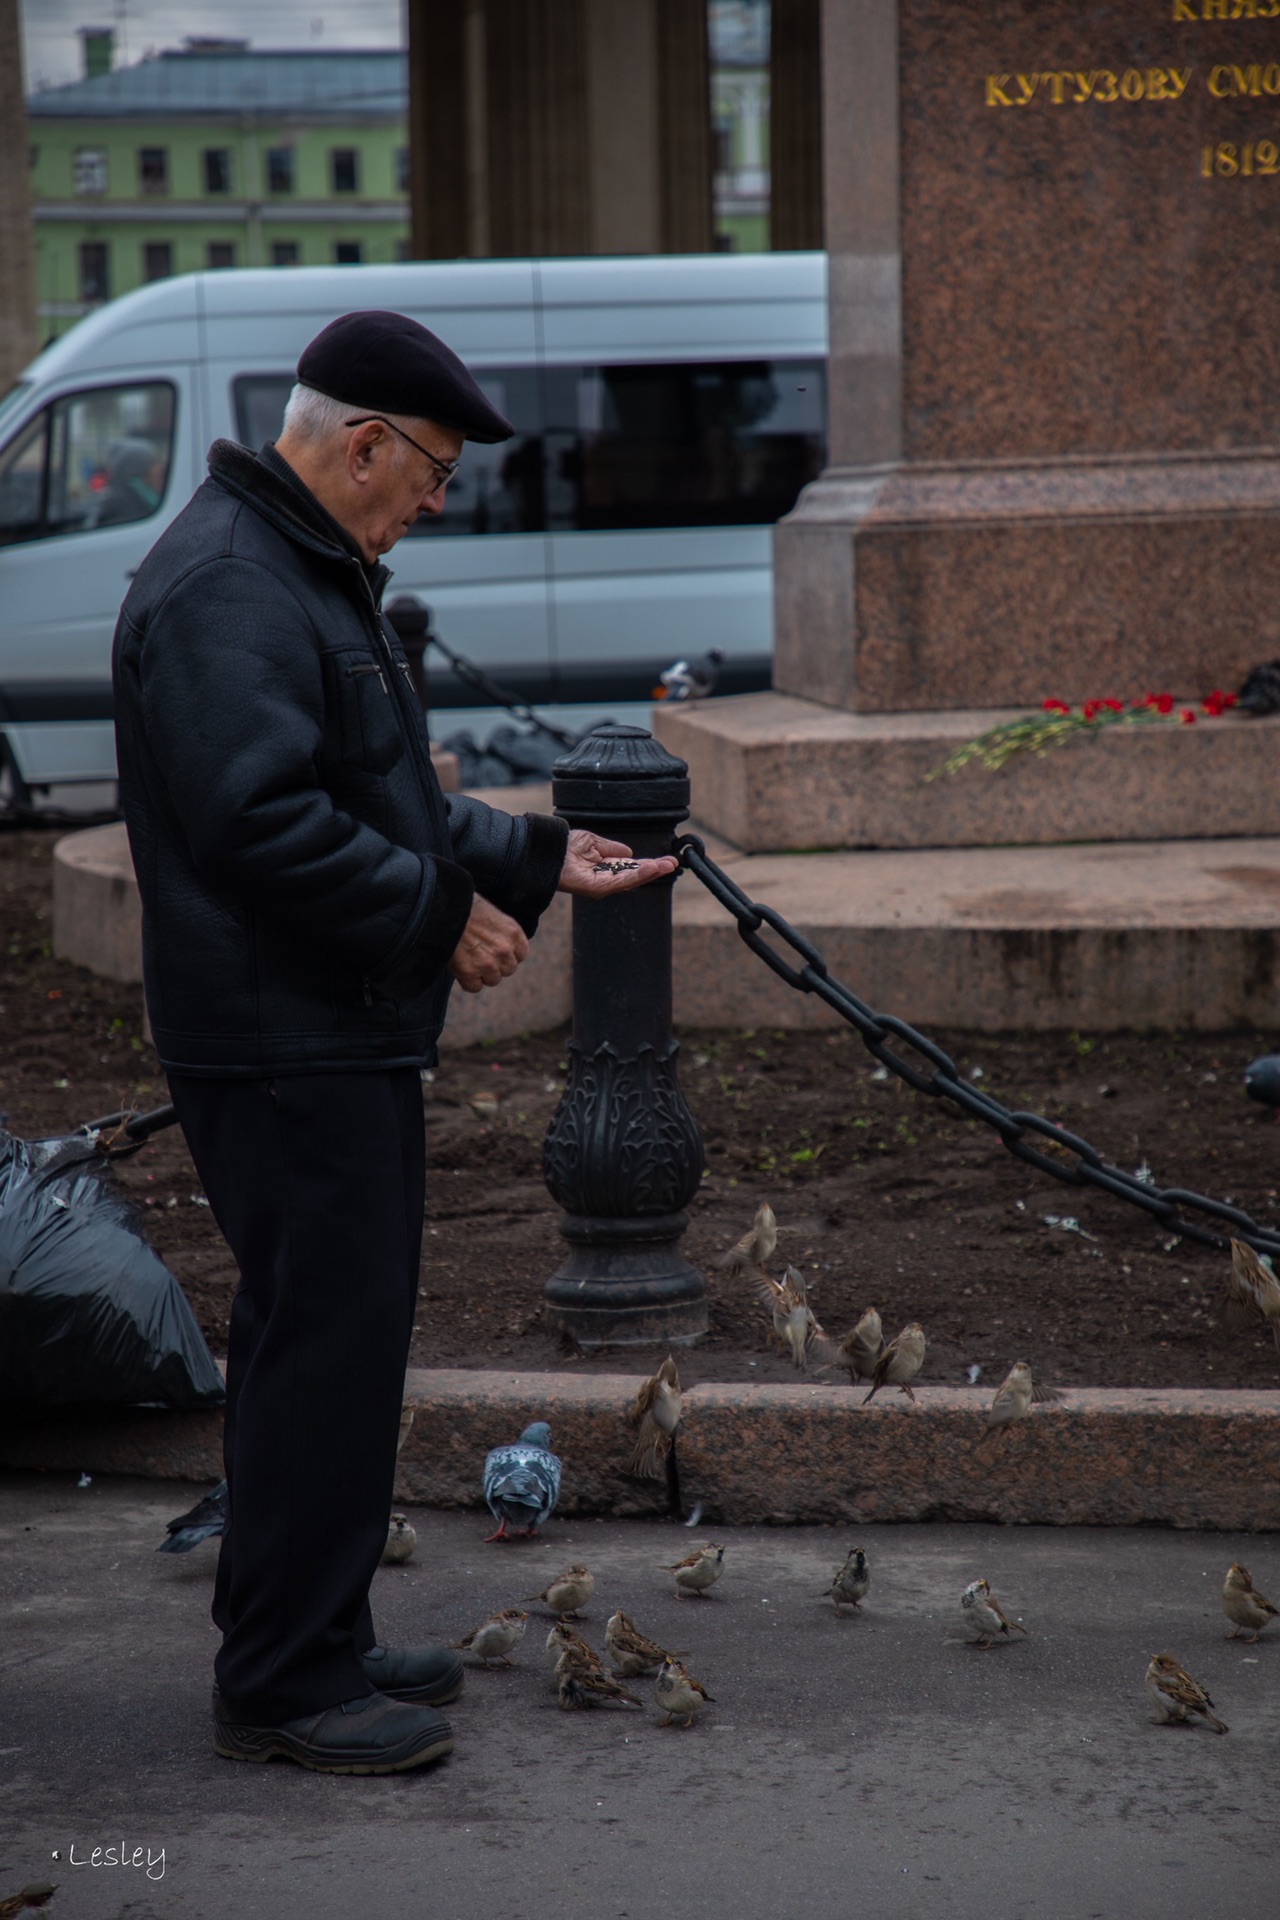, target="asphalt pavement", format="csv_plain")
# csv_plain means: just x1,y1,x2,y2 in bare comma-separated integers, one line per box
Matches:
1,1470,1276,1920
